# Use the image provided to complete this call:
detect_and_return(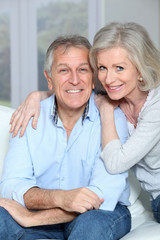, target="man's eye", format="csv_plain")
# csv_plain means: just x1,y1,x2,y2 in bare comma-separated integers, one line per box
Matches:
98,66,107,71
59,69,67,73
79,68,91,74
79,68,87,72
116,66,124,71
